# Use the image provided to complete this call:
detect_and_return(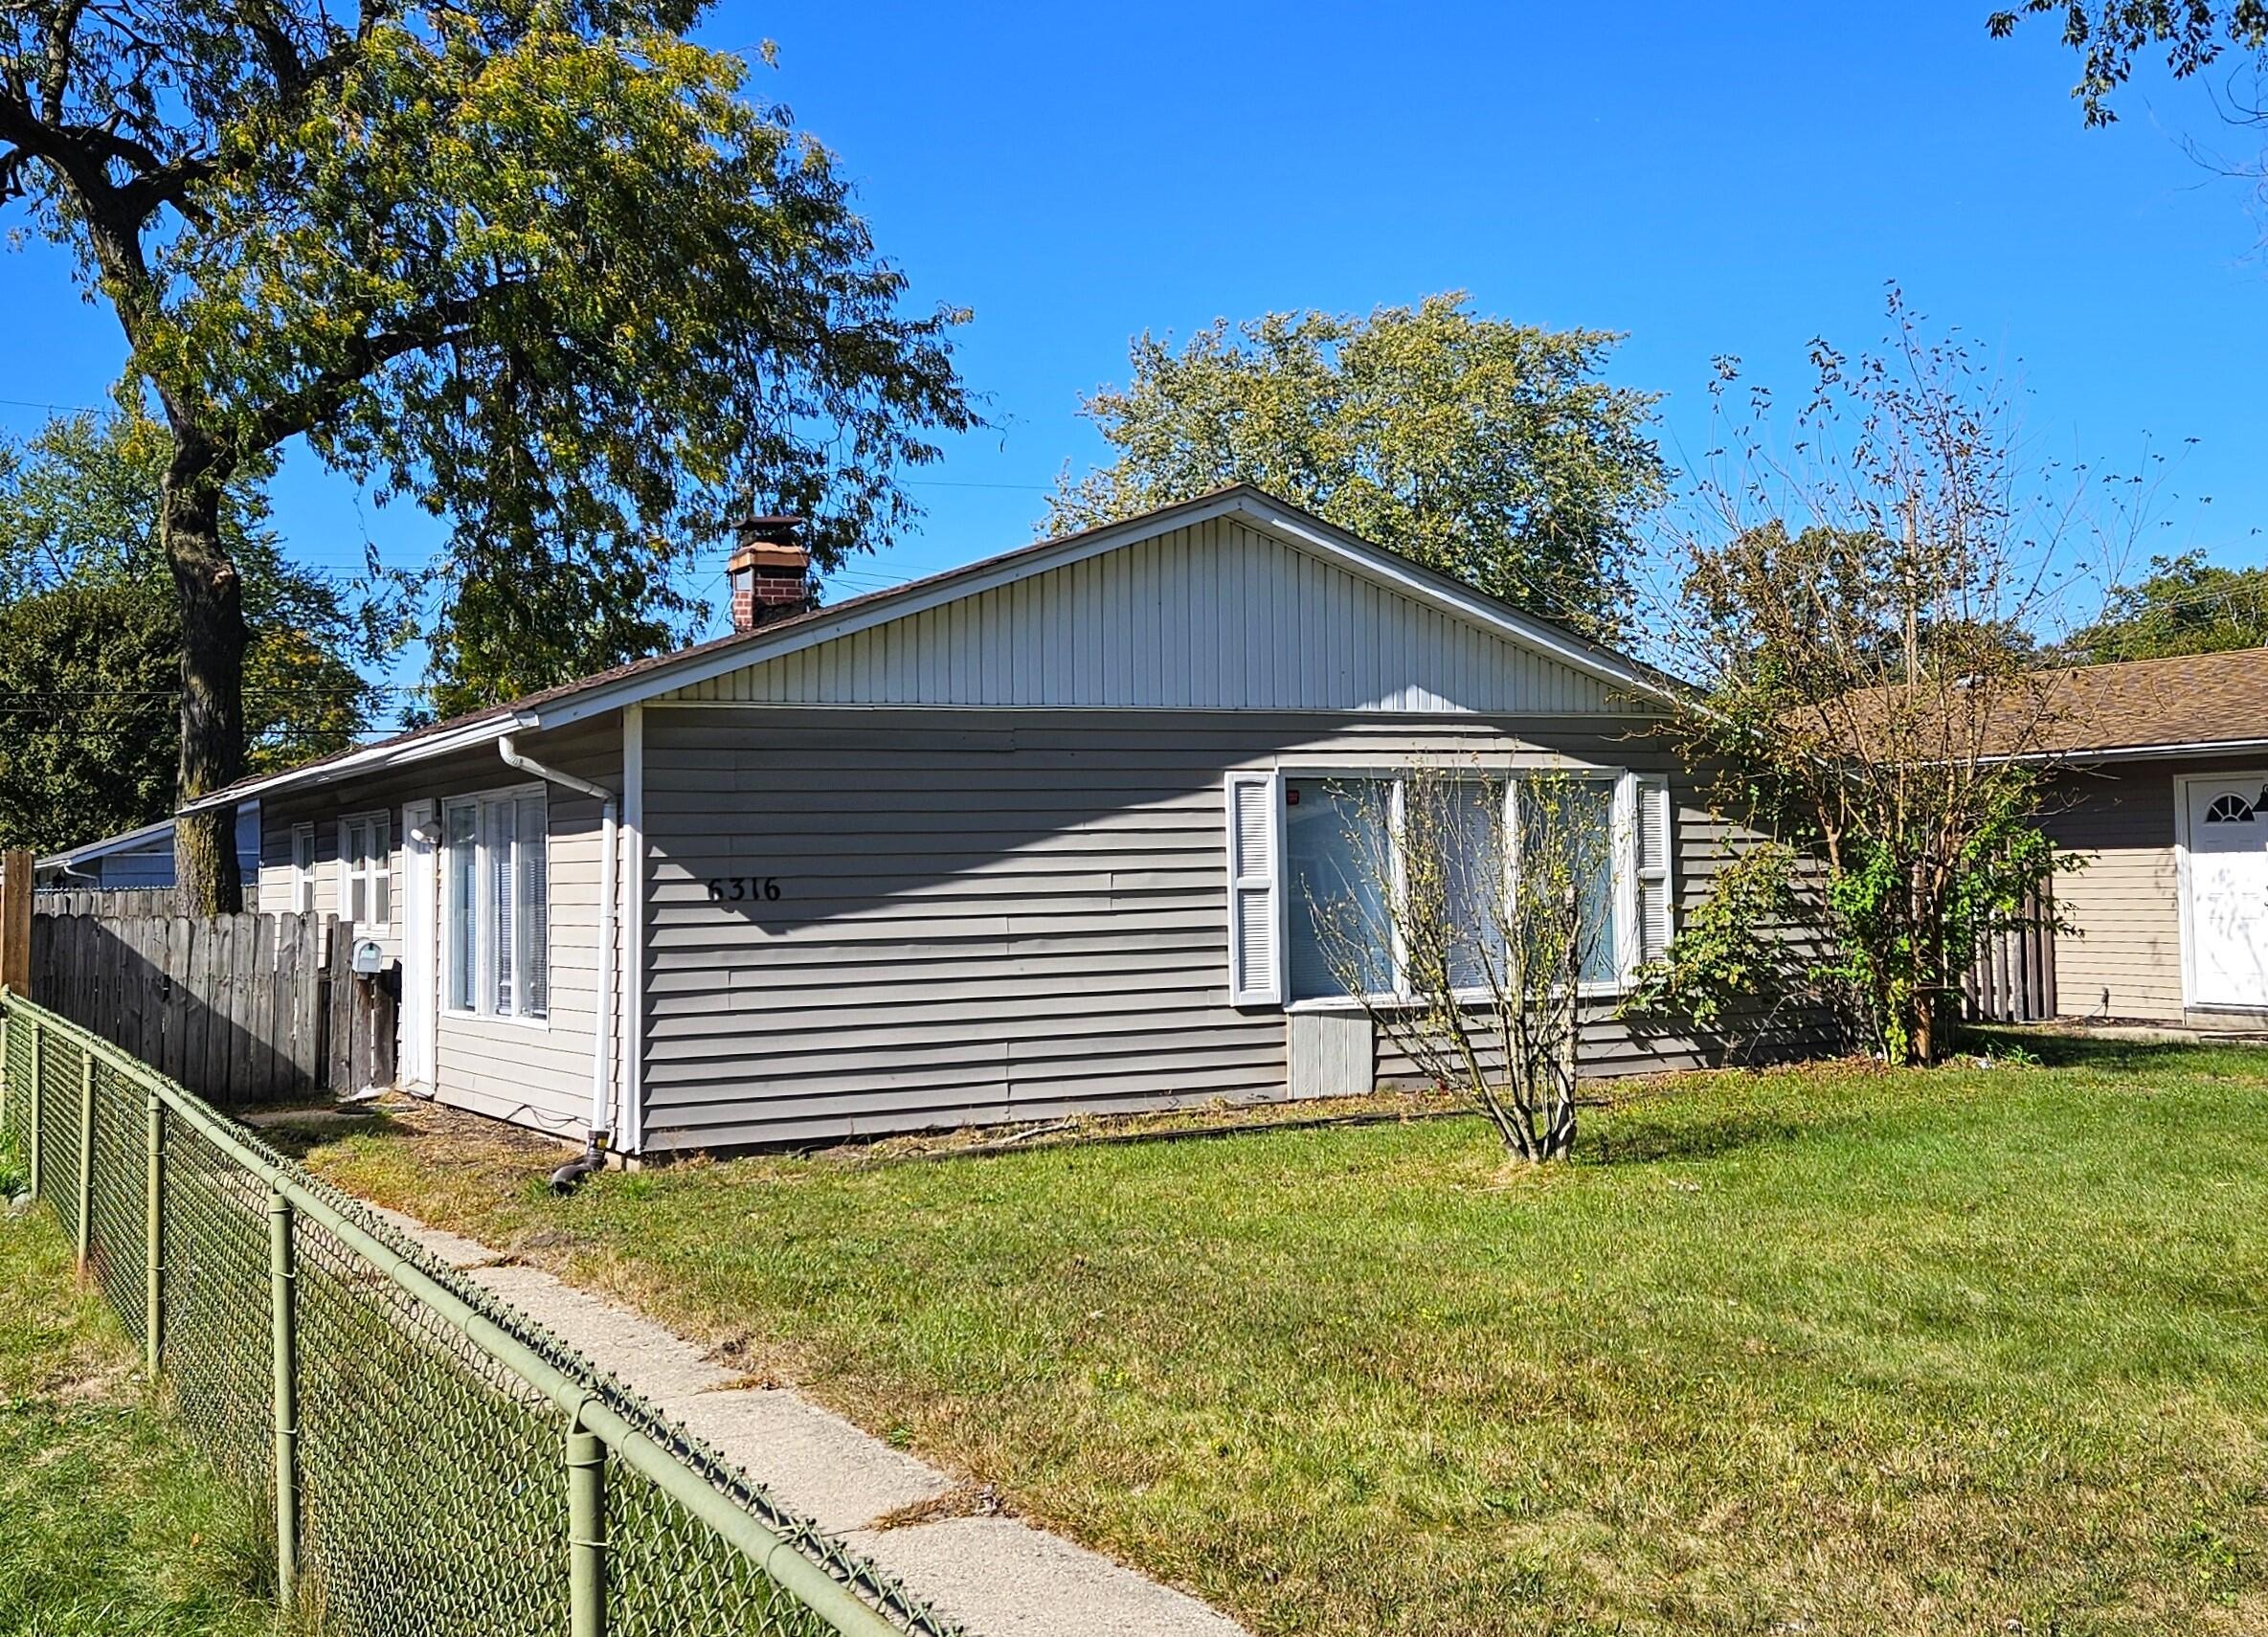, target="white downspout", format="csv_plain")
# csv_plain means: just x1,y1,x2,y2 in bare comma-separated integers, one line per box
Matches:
498,735,618,1153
